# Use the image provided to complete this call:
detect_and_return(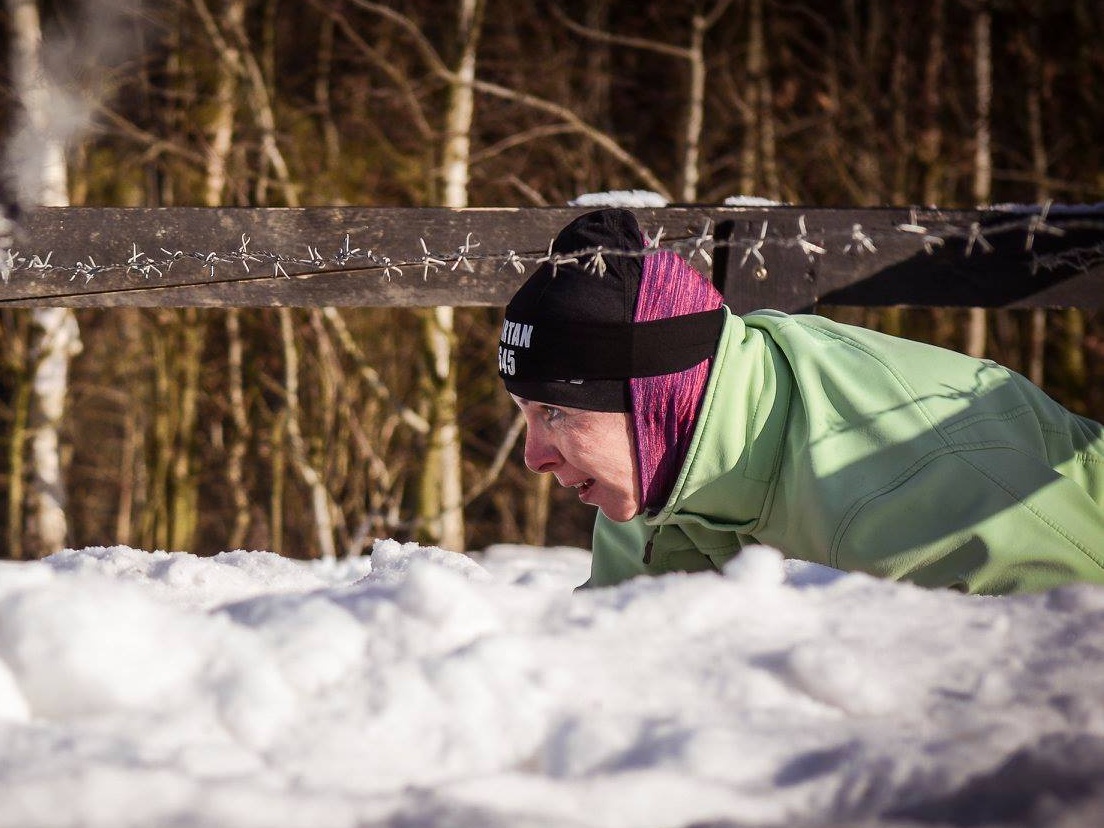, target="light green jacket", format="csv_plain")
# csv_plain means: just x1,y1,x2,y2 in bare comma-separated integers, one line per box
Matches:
588,310,1104,594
